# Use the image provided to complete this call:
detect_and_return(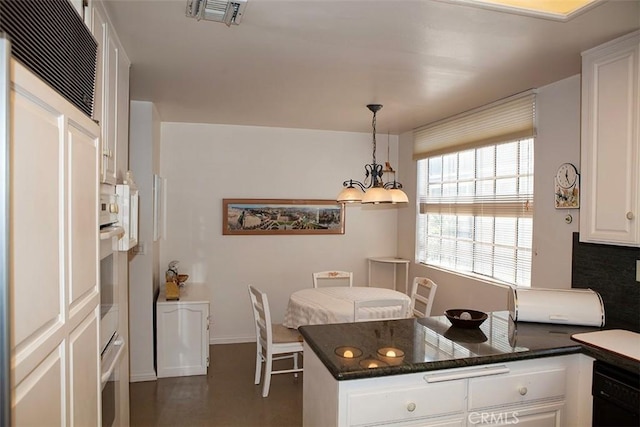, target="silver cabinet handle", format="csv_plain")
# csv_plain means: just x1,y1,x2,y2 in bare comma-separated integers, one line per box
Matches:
406,402,416,412
519,387,528,396
626,211,635,220
424,365,509,383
